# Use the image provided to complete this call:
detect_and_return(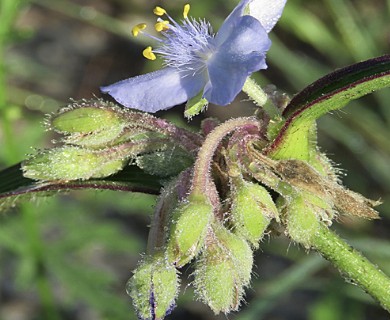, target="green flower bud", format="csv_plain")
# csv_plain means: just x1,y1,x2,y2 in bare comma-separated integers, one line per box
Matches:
213,225,253,286
285,195,321,248
231,180,278,247
52,104,124,134
166,194,213,267
194,226,253,314
52,104,128,148
127,256,179,320
22,146,127,181
195,250,237,314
